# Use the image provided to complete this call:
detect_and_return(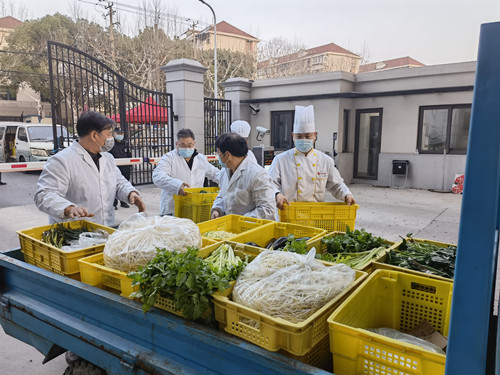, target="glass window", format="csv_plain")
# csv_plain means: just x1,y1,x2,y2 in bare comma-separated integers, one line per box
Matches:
418,105,471,154
271,111,294,150
450,107,471,152
343,109,350,152
18,127,28,142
